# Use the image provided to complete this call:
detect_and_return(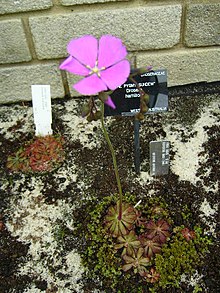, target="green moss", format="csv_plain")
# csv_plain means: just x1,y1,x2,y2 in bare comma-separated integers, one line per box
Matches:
193,284,203,293
74,194,211,292
75,194,127,288
154,227,211,289
137,196,172,226
181,205,192,224
75,192,148,290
